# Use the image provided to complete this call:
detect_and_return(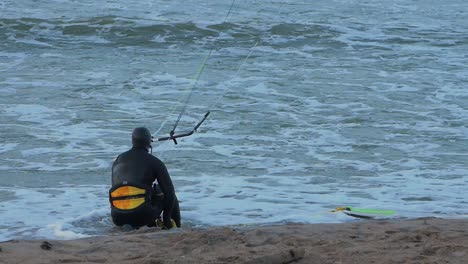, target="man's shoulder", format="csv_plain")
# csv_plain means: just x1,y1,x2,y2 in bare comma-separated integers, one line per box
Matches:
148,154,166,166
115,149,131,159
148,153,162,162
113,148,140,163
